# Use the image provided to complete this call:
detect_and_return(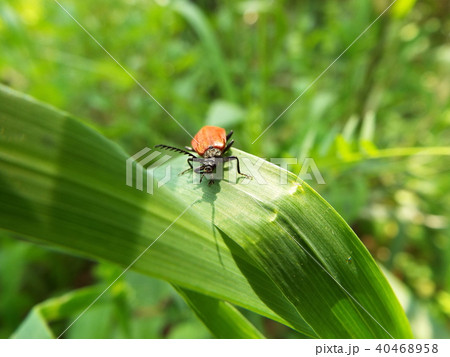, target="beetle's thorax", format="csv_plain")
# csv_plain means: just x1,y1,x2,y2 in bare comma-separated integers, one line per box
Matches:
203,147,222,158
